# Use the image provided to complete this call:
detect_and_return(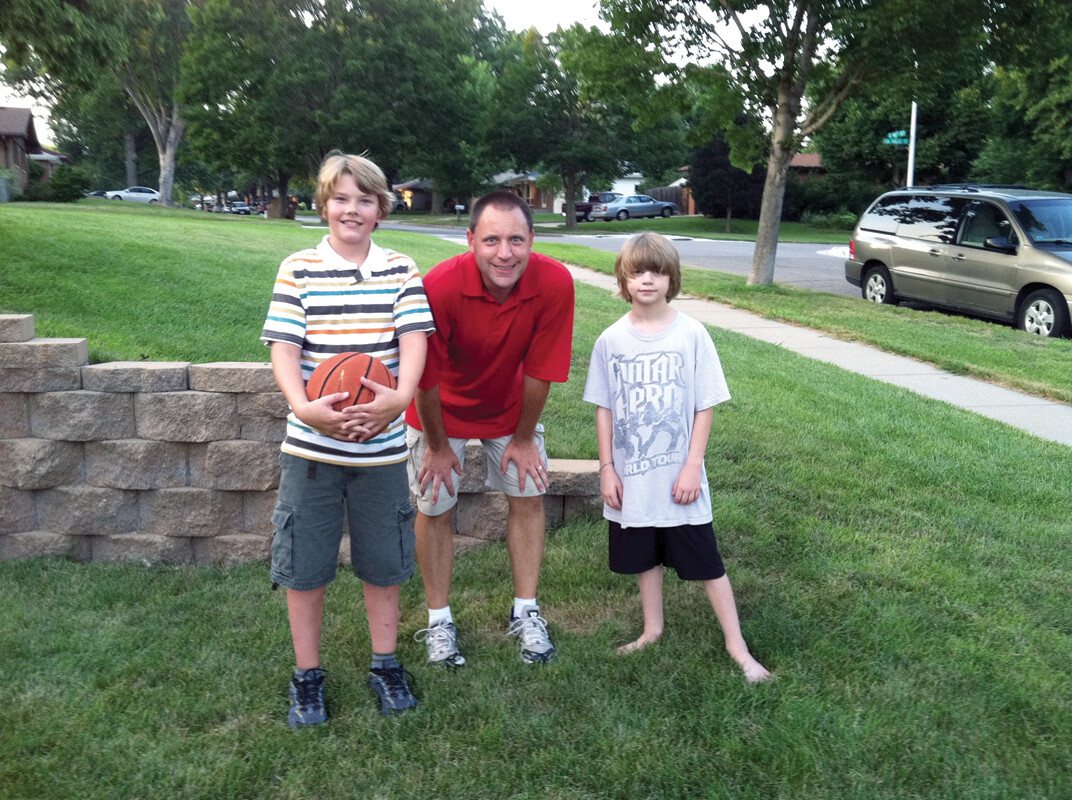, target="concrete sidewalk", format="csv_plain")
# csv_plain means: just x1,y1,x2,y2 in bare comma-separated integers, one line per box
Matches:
567,265,1072,450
